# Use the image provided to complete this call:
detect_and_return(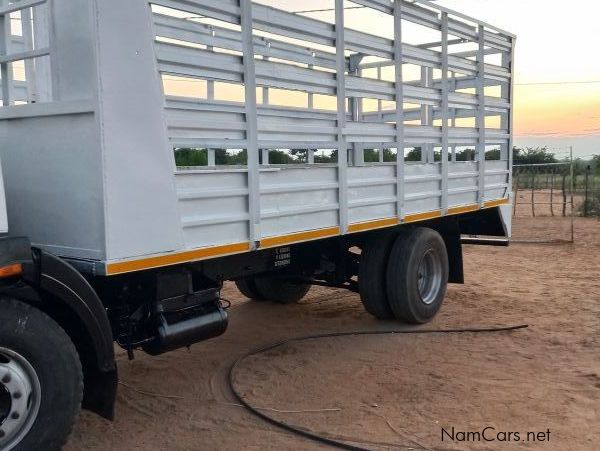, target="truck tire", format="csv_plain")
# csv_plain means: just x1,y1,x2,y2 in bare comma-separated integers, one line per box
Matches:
358,232,397,320
386,228,449,324
0,298,83,451
253,277,311,304
235,278,265,301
